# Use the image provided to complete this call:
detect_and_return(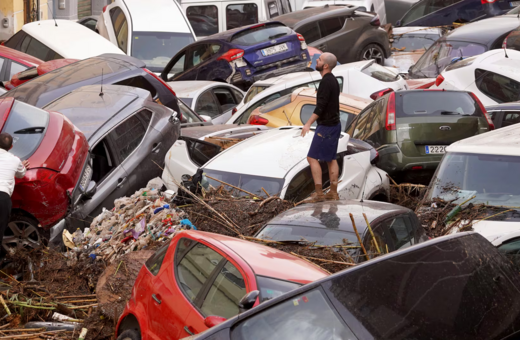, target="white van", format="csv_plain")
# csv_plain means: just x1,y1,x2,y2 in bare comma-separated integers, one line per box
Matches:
97,0,196,73
180,0,293,37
